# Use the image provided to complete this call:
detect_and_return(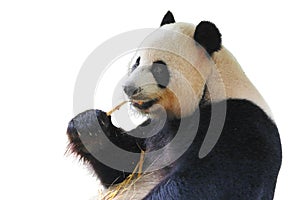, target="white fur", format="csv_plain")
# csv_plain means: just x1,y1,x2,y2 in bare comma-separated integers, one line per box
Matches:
210,47,273,119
